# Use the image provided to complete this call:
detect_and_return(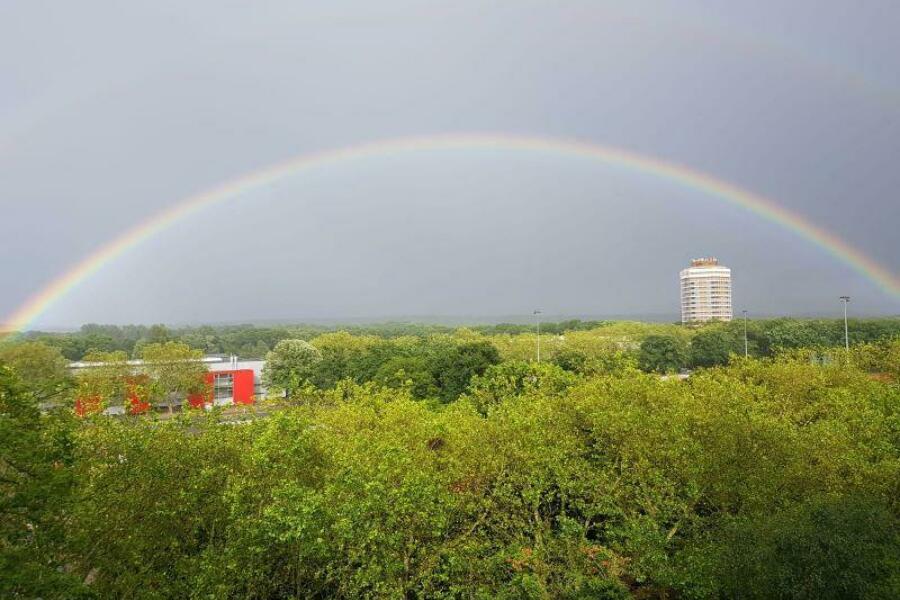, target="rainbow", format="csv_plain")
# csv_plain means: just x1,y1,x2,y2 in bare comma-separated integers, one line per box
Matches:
3,132,898,335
